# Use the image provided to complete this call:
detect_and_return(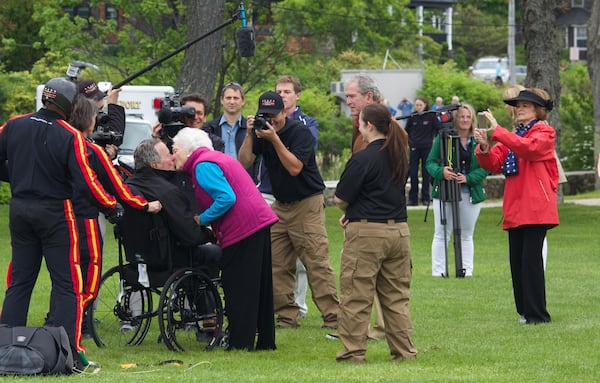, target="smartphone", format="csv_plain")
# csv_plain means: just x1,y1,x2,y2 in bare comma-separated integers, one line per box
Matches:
477,112,487,130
